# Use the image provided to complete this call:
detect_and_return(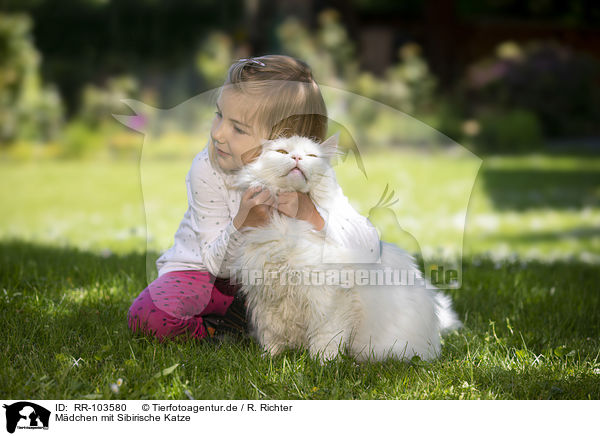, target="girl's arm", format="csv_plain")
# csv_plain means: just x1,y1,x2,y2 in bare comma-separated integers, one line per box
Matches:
276,185,380,263
186,161,245,279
